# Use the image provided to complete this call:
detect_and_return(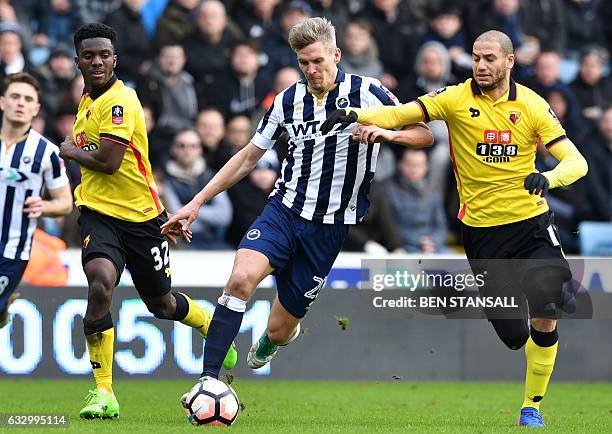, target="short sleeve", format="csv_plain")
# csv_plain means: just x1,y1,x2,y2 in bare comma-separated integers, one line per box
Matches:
97,93,136,147
415,85,458,122
43,147,69,190
532,95,568,149
365,79,401,107
251,94,286,150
